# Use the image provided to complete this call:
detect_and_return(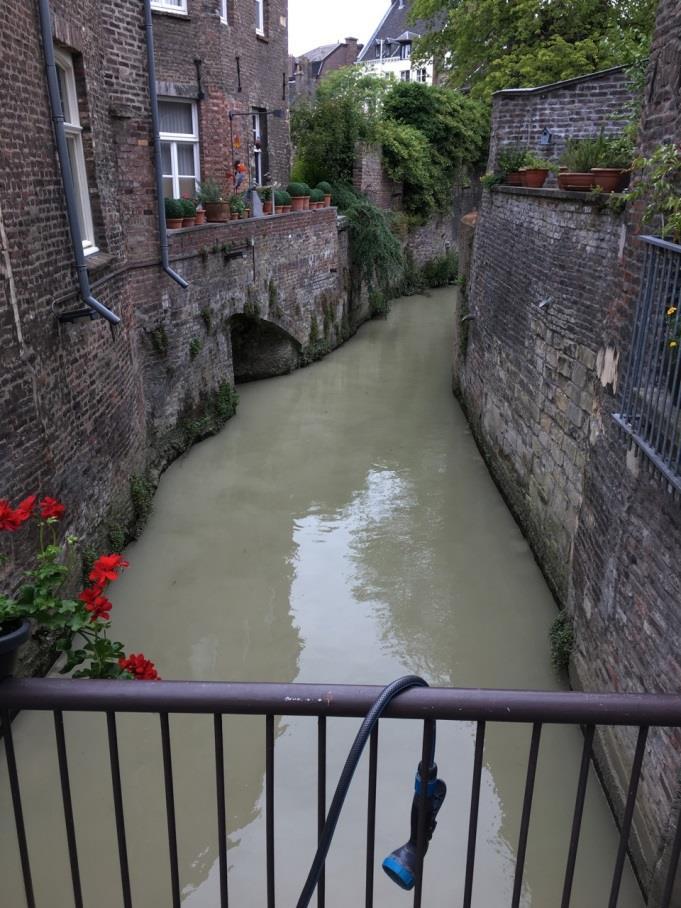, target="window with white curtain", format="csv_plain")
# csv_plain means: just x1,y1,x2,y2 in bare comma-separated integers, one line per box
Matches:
151,0,188,13
55,49,98,256
417,68,428,83
255,0,264,35
159,100,200,199
220,0,228,23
